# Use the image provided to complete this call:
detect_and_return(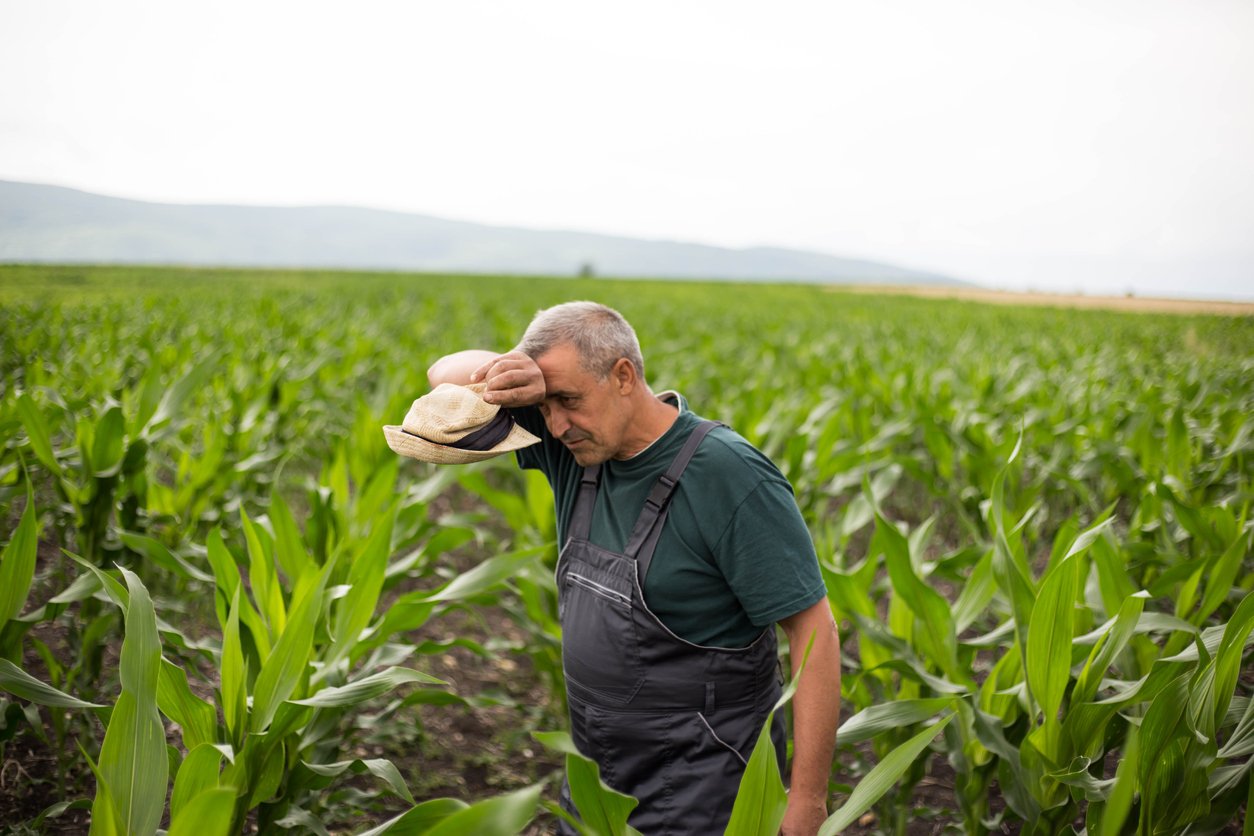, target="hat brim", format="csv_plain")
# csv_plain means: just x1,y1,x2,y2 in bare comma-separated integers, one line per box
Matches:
382,422,541,464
